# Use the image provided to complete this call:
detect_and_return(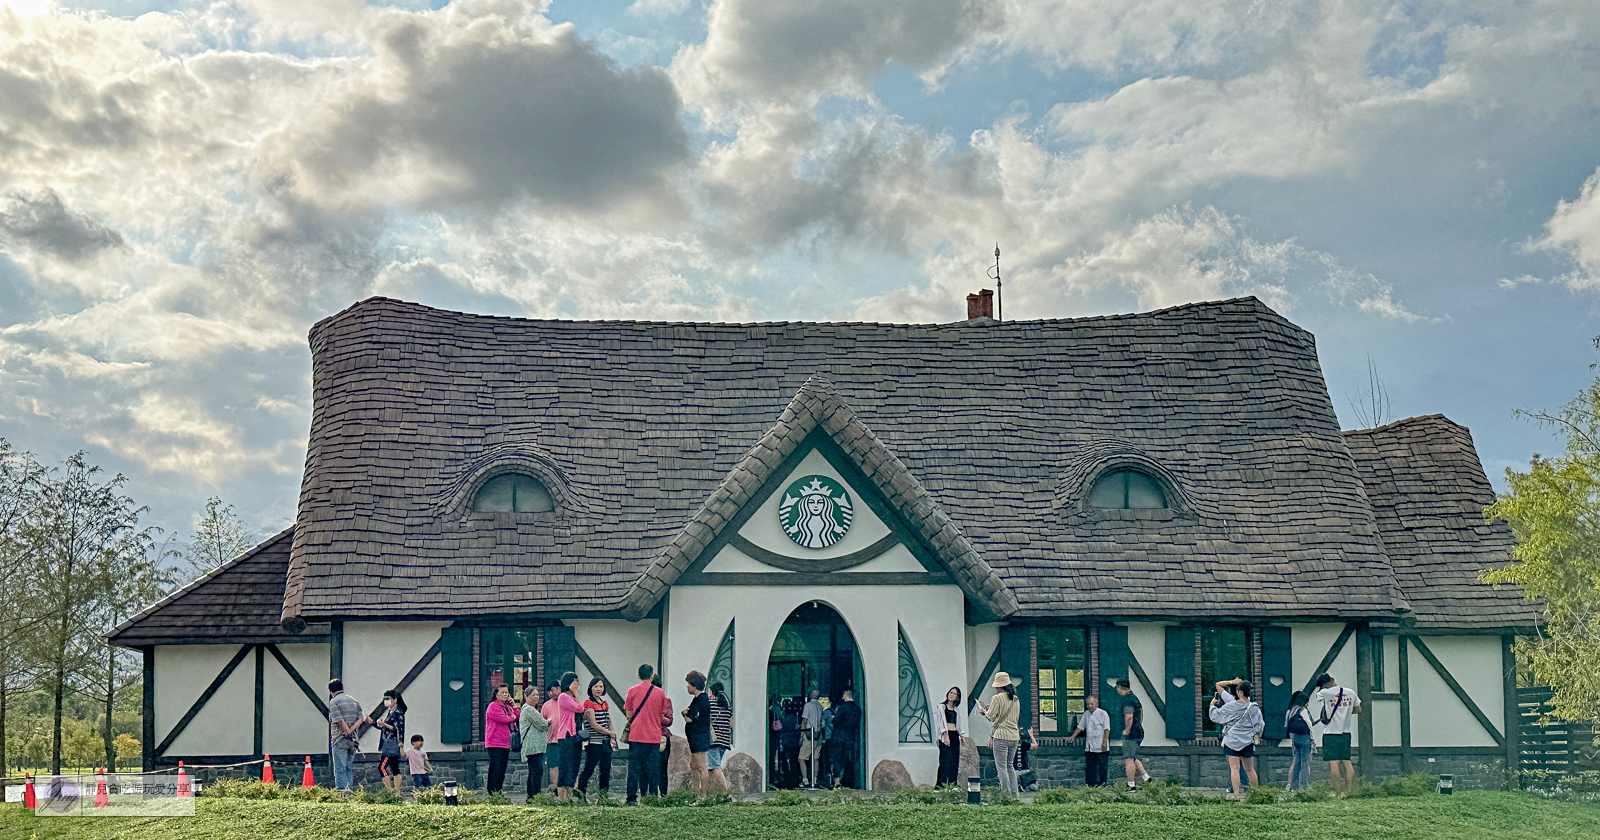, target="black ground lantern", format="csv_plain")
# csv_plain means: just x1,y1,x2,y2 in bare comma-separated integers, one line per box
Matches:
443,779,459,805
967,776,982,805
